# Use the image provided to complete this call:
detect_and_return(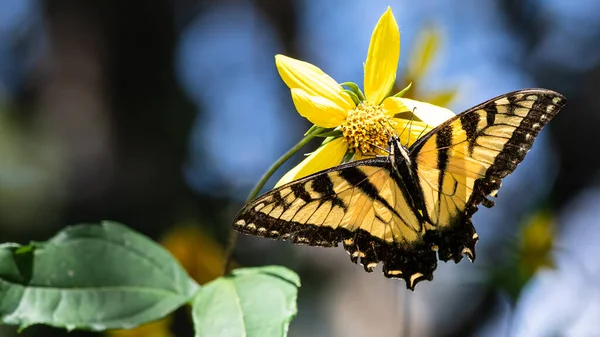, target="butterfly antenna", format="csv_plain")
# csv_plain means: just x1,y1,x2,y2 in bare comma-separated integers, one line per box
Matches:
387,118,400,138
365,140,390,155
405,108,417,147
381,120,393,138
398,113,413,142
379,119,396,141
415,123,429,142
373,143,390,154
